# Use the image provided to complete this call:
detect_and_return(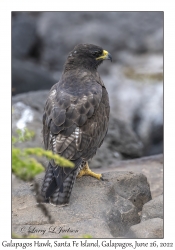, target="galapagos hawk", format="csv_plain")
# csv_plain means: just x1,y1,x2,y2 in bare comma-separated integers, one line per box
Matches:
41,44,112,205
